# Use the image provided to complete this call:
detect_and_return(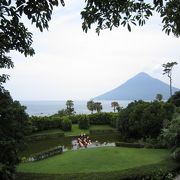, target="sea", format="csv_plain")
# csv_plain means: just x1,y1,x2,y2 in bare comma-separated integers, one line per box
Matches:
20,100,132,116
